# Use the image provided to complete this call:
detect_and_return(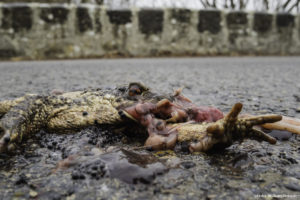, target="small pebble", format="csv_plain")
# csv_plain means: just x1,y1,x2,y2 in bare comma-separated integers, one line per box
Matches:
29,190,38,198
283,177,300,191
91,147,103,155
180,161,196,169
